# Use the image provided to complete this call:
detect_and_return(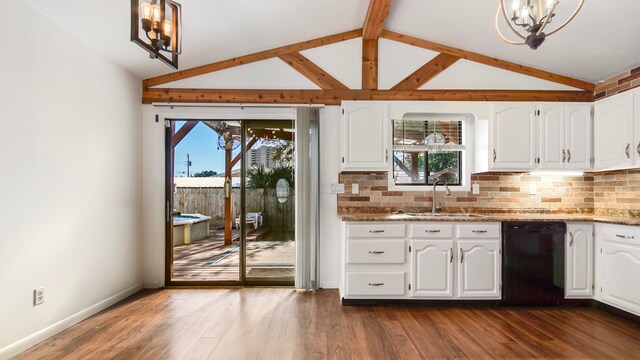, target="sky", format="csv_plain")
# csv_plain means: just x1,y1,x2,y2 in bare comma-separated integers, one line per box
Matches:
174,121,240,177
